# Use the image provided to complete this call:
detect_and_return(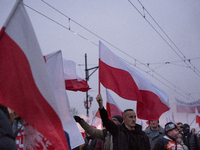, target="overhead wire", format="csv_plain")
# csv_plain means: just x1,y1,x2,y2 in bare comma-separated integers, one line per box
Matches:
24,3,98,46
128,0,200,77
24,2,196,101
137,0,200,75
